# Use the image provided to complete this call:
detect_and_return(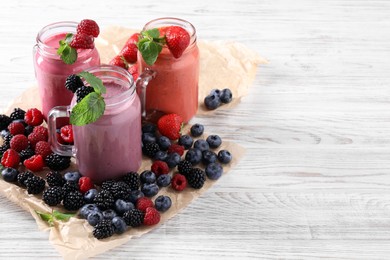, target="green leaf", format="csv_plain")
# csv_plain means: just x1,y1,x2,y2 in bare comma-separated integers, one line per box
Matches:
52,210,75,221
70,92,106,126
35,210,54,226
146,28,160,39
138,40,162,65
56,33,77,65
78,71,106,94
